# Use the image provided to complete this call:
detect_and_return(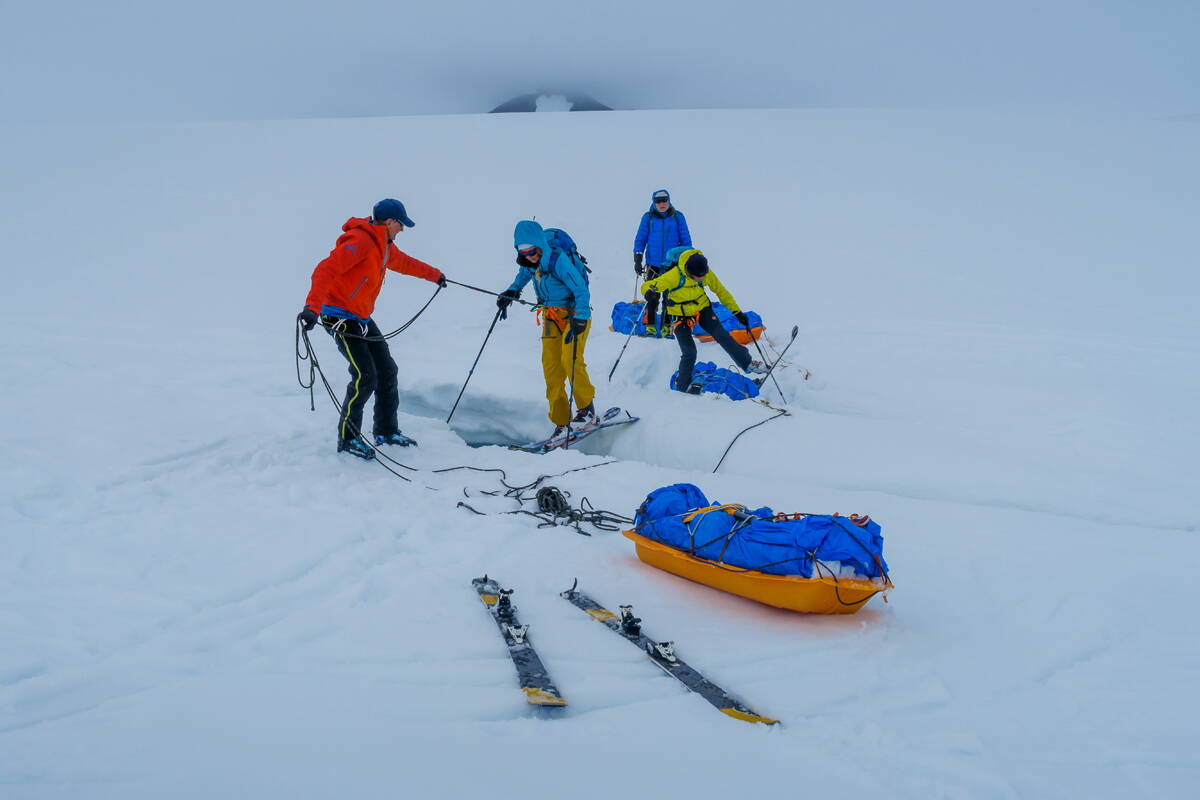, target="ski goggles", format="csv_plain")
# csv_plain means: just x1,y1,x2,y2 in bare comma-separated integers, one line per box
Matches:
517,245,540,256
